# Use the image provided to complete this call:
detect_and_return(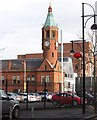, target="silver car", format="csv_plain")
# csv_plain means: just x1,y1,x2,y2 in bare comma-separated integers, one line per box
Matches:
0,90,20,119
7,92,23,102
